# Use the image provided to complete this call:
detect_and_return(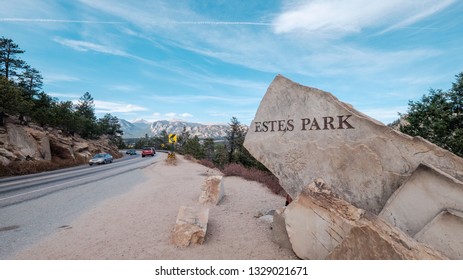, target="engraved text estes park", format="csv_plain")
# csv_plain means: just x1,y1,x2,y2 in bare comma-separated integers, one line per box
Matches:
254,115,354,132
